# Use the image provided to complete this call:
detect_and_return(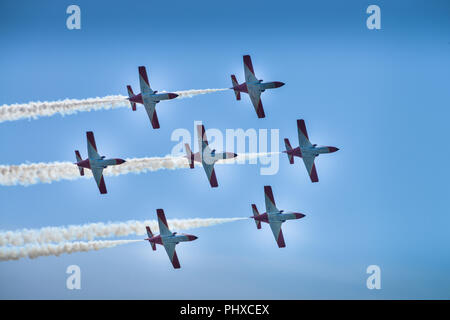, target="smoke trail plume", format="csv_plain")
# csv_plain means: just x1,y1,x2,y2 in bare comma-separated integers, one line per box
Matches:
173,88,229,98
0,240,141,261
0,95,129,123
0,89,229,123
0,152,277,187
0,217,245,247
0,156,189,186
